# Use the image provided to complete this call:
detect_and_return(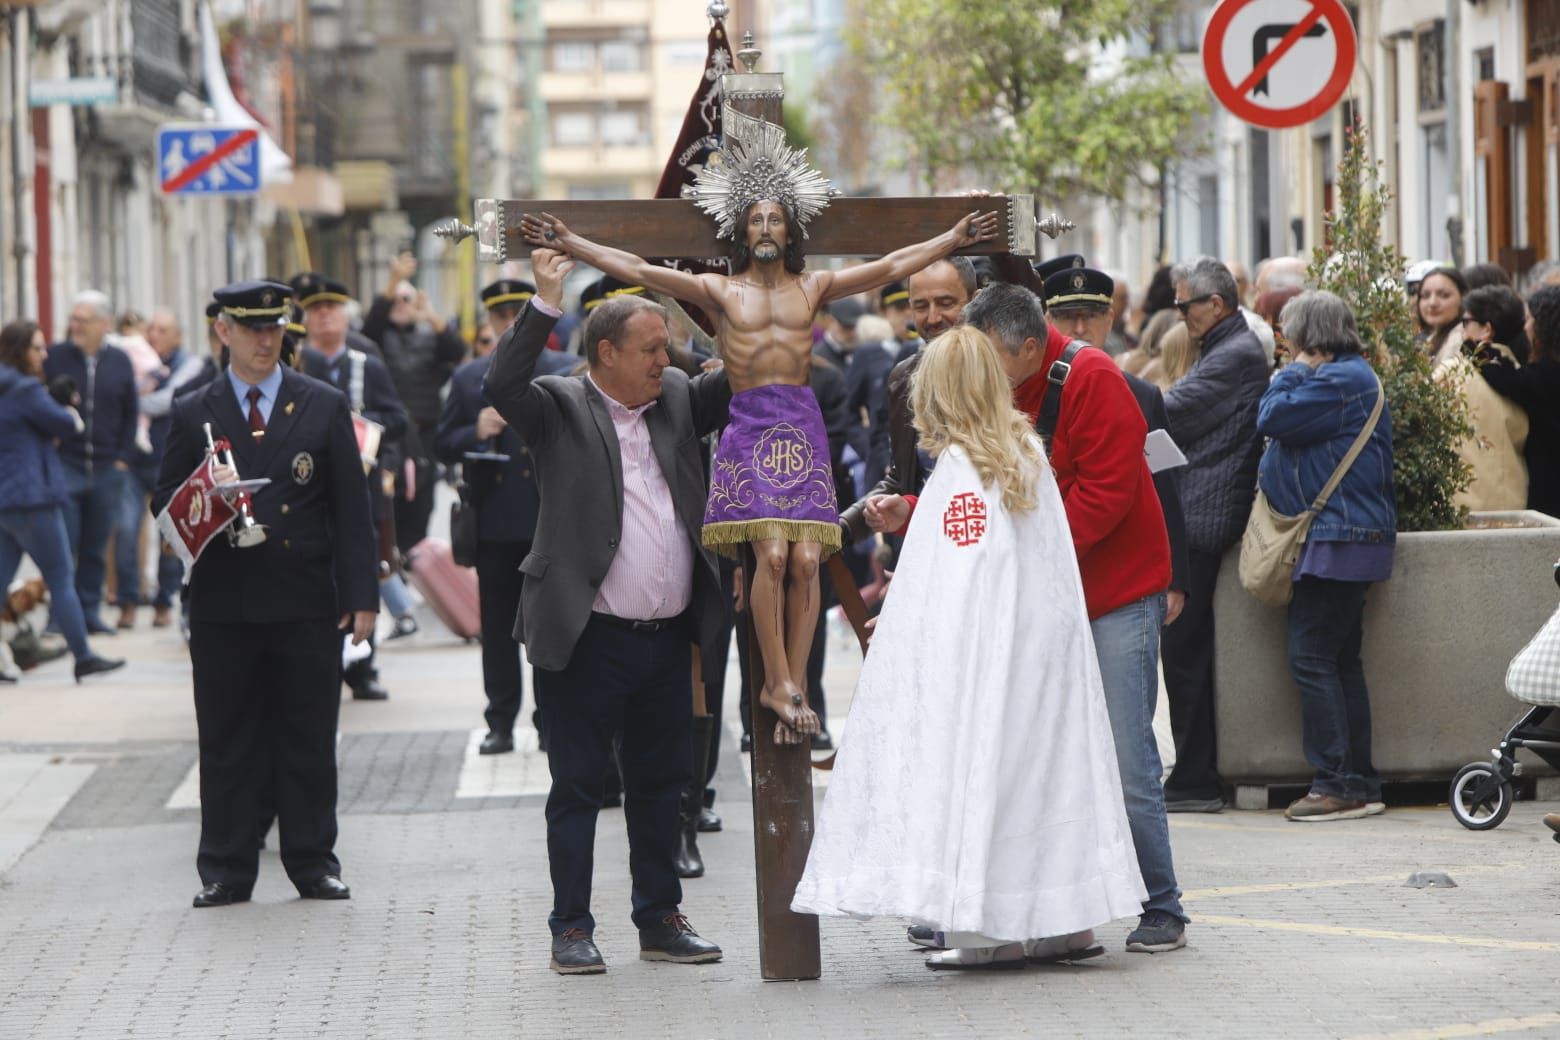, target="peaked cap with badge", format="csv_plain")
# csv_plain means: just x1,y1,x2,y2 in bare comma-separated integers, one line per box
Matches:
213,280,293,328
1035,254,1115,313
580,275,648,313
481,278,537,311
290,272,353,311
